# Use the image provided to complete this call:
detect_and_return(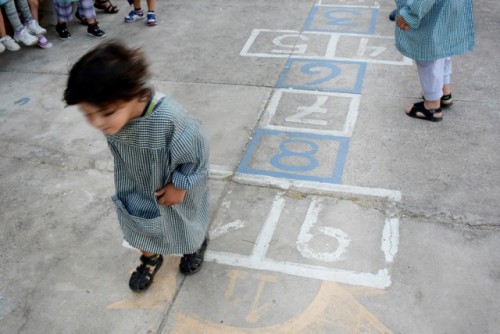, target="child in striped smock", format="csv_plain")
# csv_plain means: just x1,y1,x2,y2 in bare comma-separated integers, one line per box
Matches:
394,0,475,122
64,40,210,292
